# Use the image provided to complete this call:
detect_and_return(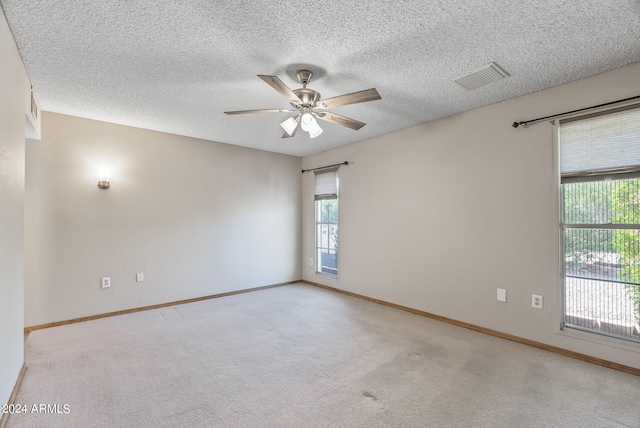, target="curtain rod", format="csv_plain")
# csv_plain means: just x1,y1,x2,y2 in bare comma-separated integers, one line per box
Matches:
301,161,349,173
511,94,640,128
